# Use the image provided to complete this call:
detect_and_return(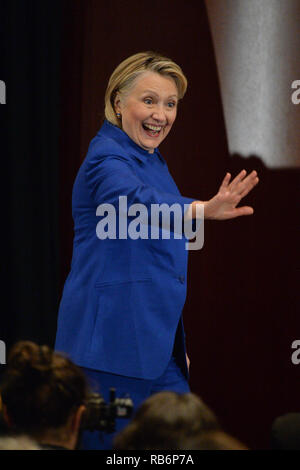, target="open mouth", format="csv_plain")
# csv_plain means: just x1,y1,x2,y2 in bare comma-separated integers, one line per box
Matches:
142,123,163,137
